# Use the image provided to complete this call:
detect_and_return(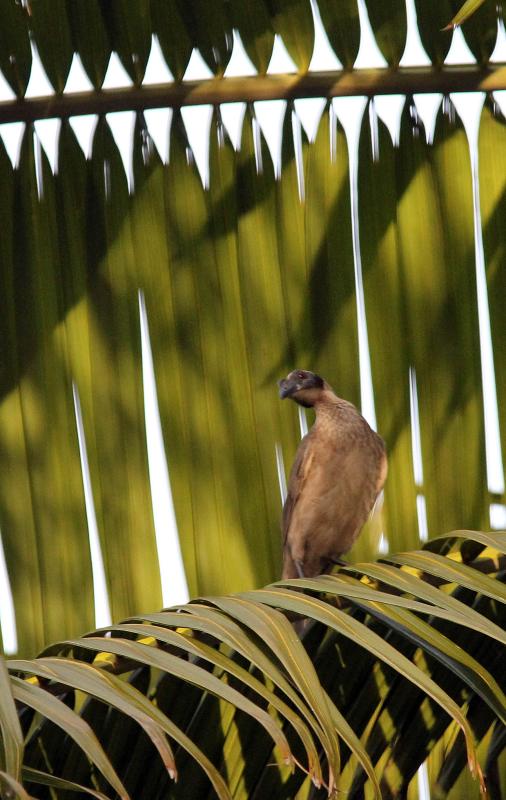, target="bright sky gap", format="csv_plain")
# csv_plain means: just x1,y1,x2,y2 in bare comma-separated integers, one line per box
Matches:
139,290,190,607
72,382,112,628
0,531,17,654
275,442,288,506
